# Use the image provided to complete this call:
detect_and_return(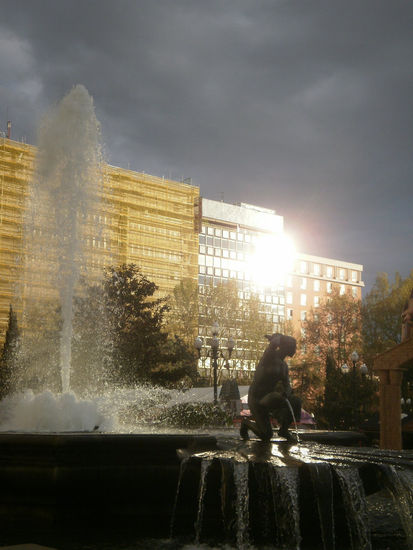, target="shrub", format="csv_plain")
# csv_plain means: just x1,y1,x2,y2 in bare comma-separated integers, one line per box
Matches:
158,402,232,429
